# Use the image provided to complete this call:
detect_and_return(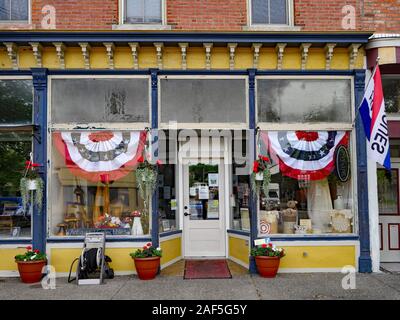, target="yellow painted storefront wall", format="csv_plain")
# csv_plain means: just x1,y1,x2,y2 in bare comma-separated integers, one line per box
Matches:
0,46,366,70
0,248,27,271
160,236,182,265
229,236,249,266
